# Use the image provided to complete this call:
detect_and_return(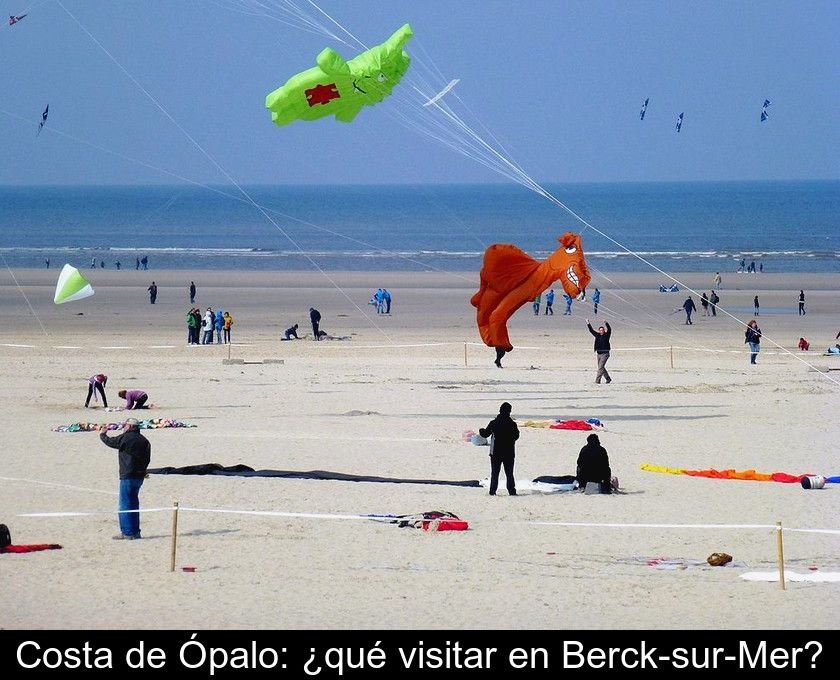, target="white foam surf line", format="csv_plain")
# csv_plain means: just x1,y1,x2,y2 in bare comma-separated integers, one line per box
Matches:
0,475,117,496
52,345,82,349
0,343,37,348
